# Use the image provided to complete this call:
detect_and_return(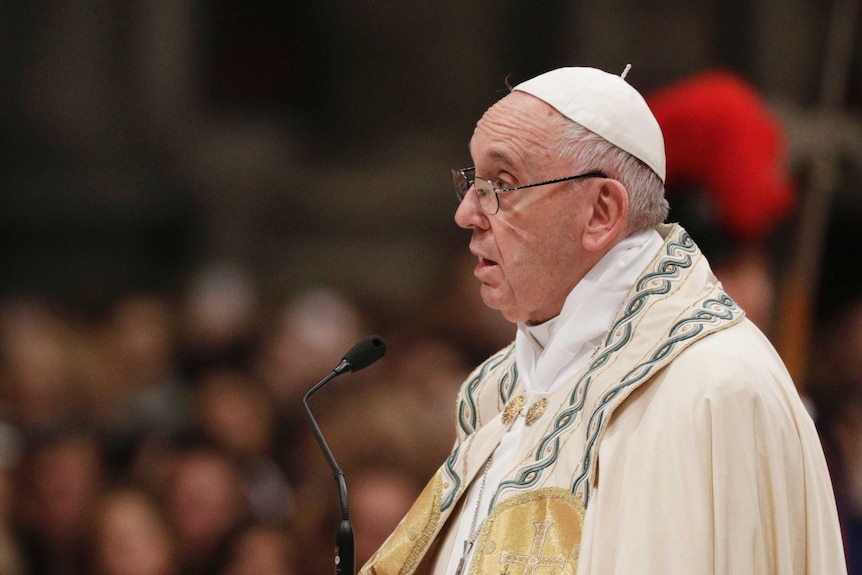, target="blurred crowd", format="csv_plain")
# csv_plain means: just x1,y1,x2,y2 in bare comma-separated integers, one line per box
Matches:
1,228,861,575
0,255,517,575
